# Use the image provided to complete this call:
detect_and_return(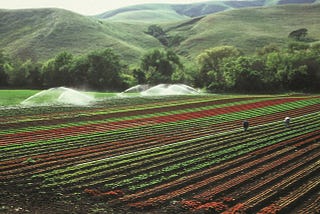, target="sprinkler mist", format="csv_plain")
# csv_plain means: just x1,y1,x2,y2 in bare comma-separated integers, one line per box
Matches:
119,84,200,97
140,84,200,96
21,87,95,106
